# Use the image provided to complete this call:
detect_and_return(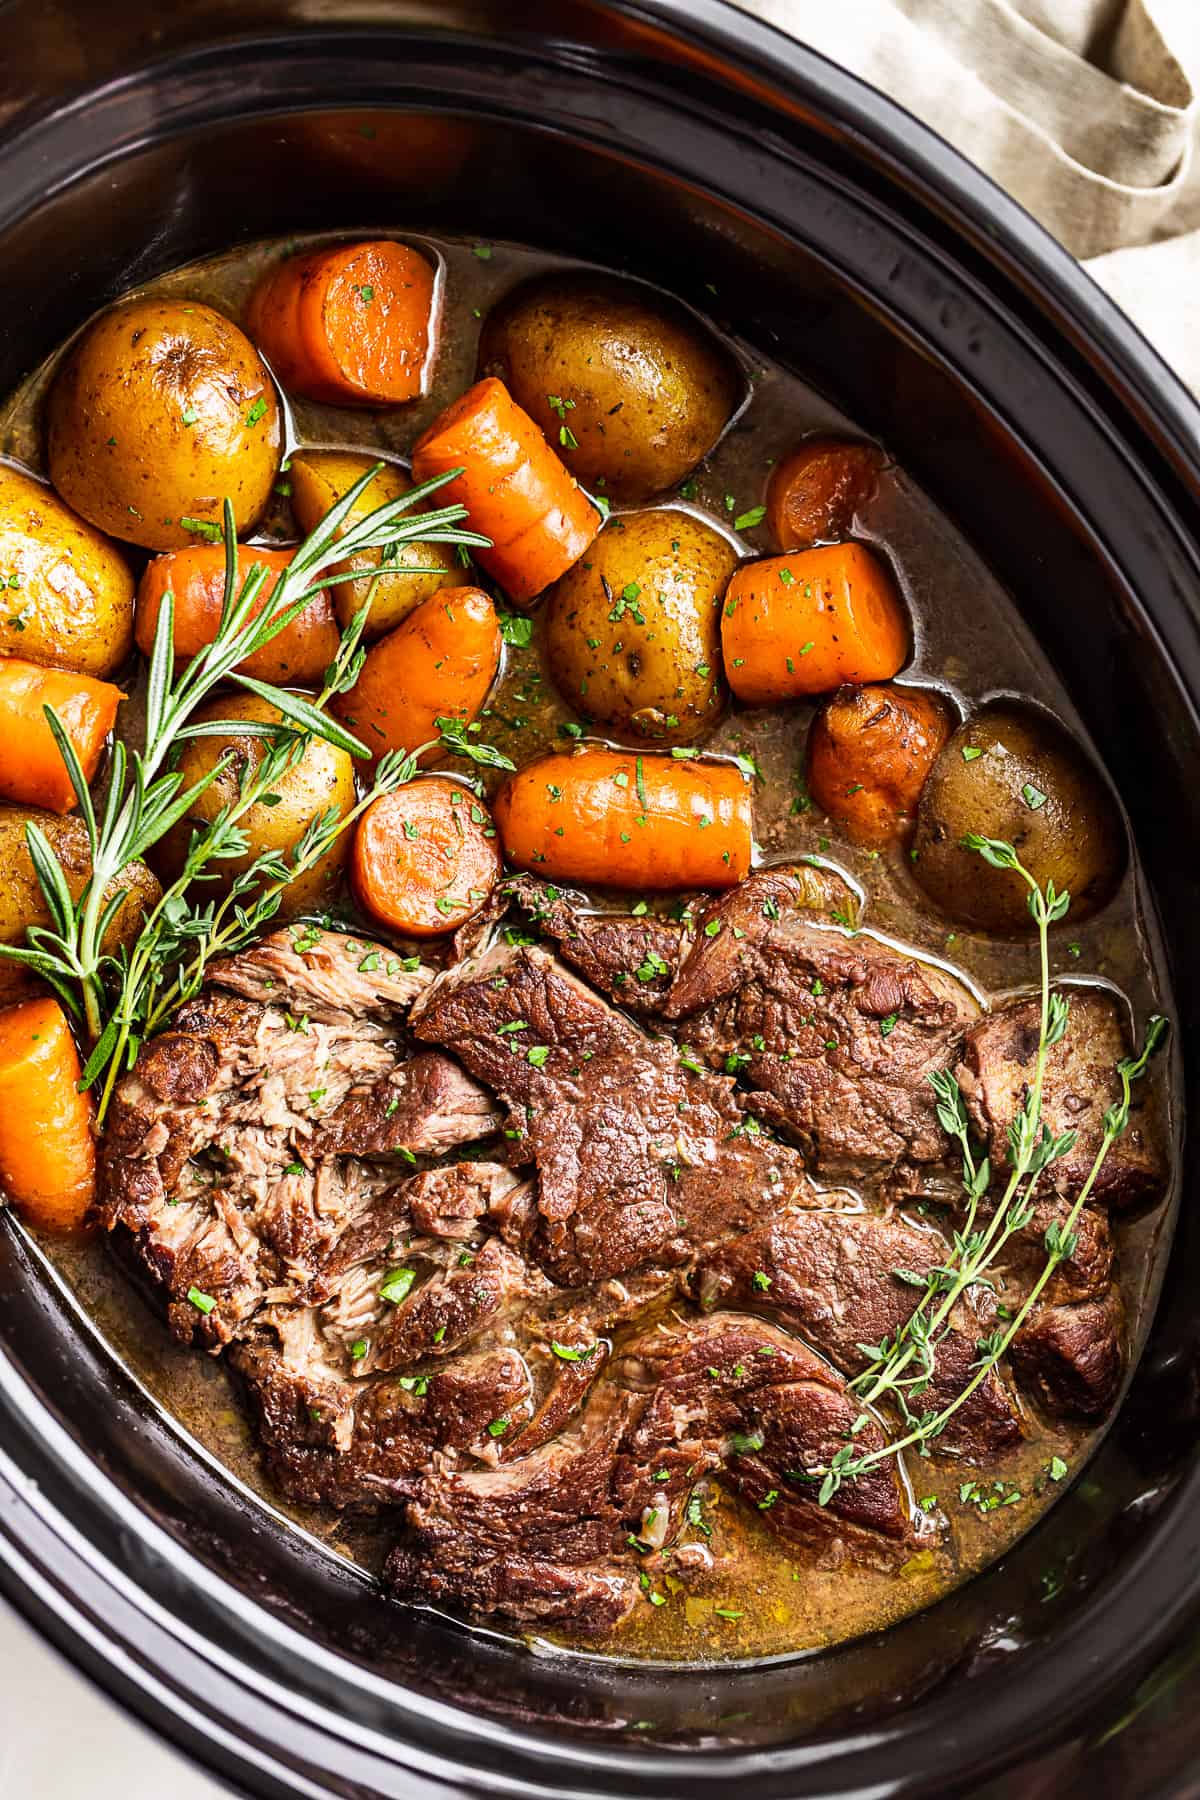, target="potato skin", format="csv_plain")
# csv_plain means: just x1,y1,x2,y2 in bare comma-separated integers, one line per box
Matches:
0,463,134,676
544,509,734,742
46,298,281,551
288,451,467,637
154,695,356,916
912,703,1125,932
0,804,160,1005
807,683,953,848
478,274,740,503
